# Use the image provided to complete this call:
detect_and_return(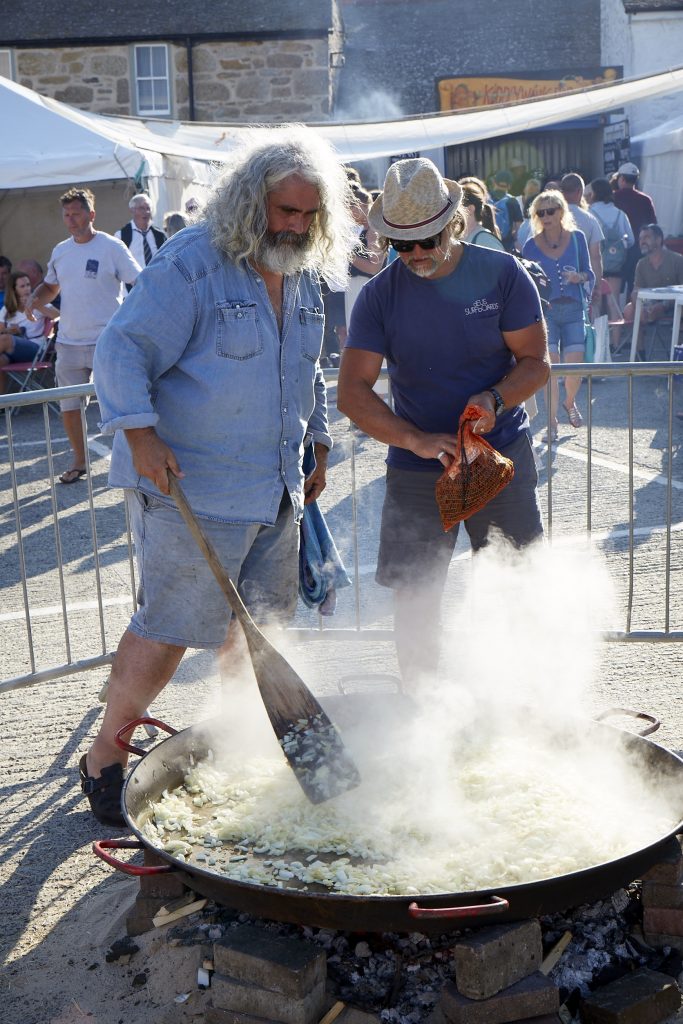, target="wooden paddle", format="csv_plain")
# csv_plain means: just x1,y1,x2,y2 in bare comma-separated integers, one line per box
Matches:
167,472,361,804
